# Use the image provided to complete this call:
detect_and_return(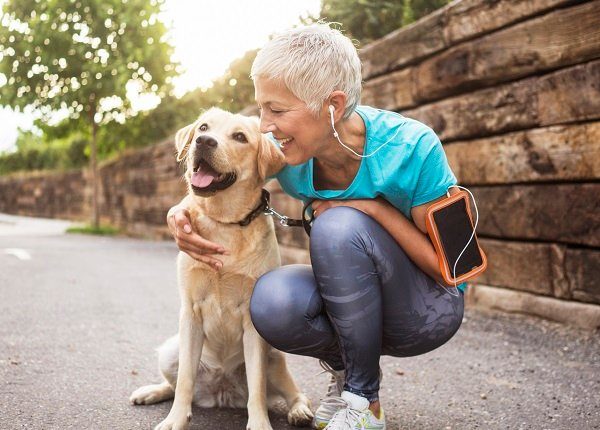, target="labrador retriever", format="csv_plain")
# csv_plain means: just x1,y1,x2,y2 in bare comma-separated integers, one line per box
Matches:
130,108,313,430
